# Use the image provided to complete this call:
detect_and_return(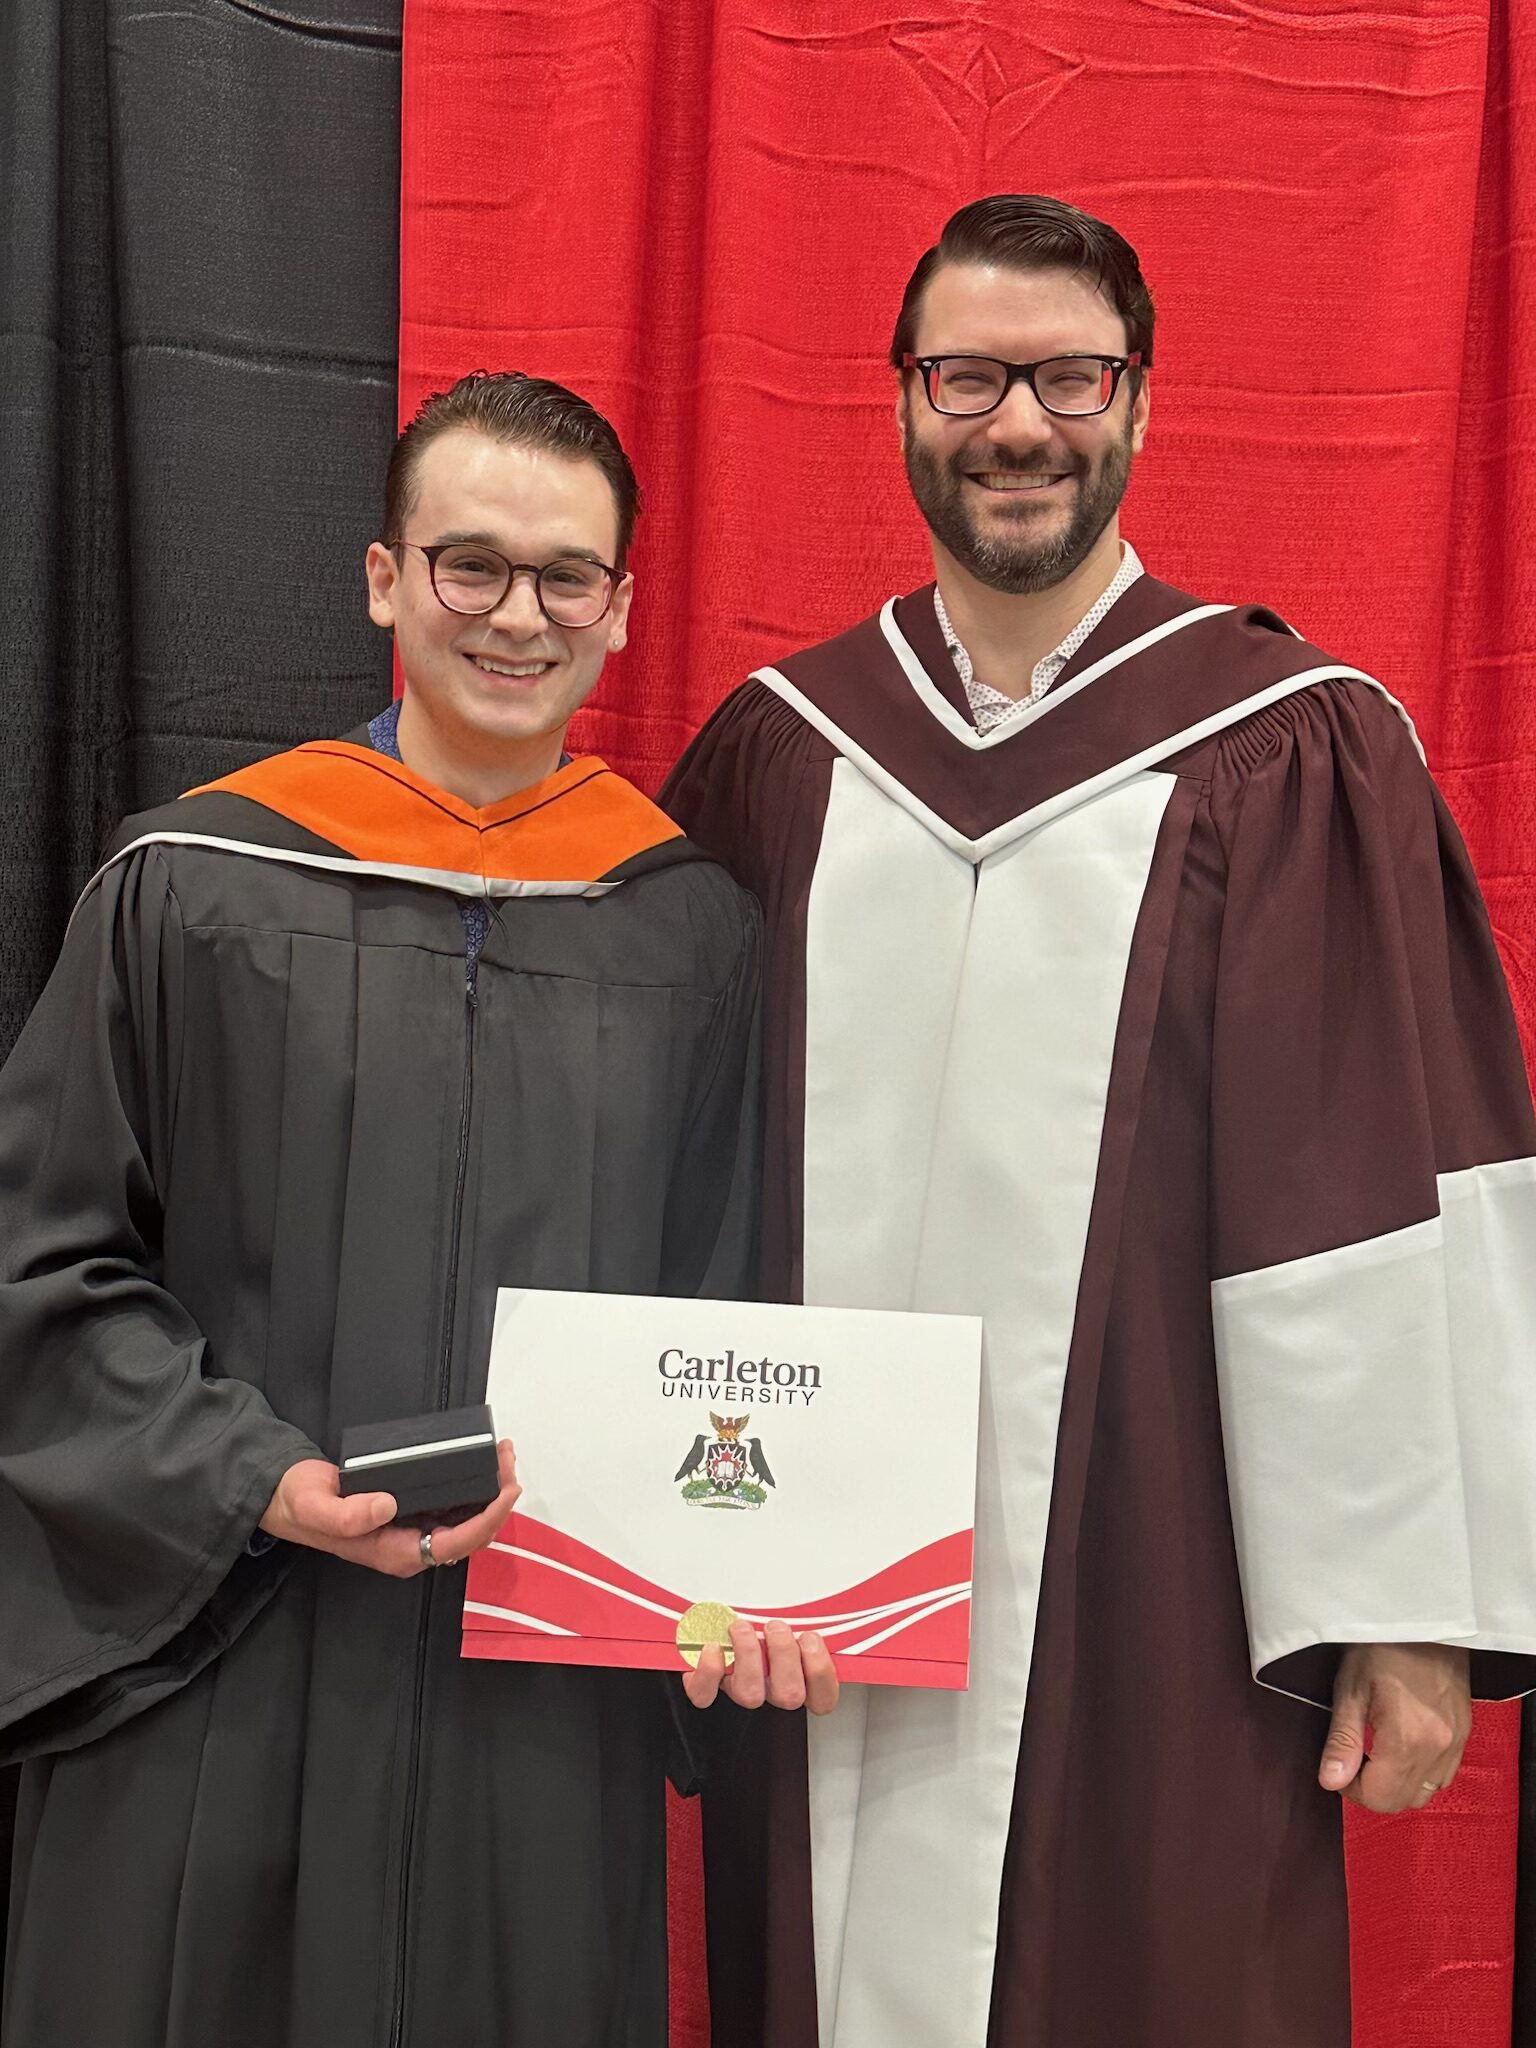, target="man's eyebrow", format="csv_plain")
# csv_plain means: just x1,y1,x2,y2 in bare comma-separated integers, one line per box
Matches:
430,530,608,566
